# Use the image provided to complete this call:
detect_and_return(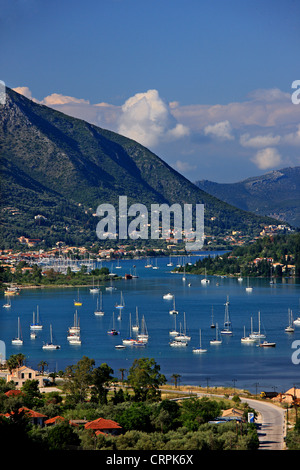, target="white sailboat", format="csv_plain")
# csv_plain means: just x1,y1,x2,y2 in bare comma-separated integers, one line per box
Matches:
42,324,60,350
174,312,191,341
145,258,152,268
163,292,174,300
220,296,232,335
167,256,173,267
115,291,125,310
3,297,11,308
153,259,159,269
122,313,136,345
201,268,210,284
94,291,105,316
169,296,179,315
30,306,43,330
169,338,188,347
193,329,207,353
245,277,253,292
241,324,256,343
210,323,222,345
249,311,266,340
182,266,186,282
210,305,216,329
68,311,80,335
12,317,23,345
137,315,149,343
169,314,179,336
132,307,139,332
89,277,99,294
285,308,295,333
